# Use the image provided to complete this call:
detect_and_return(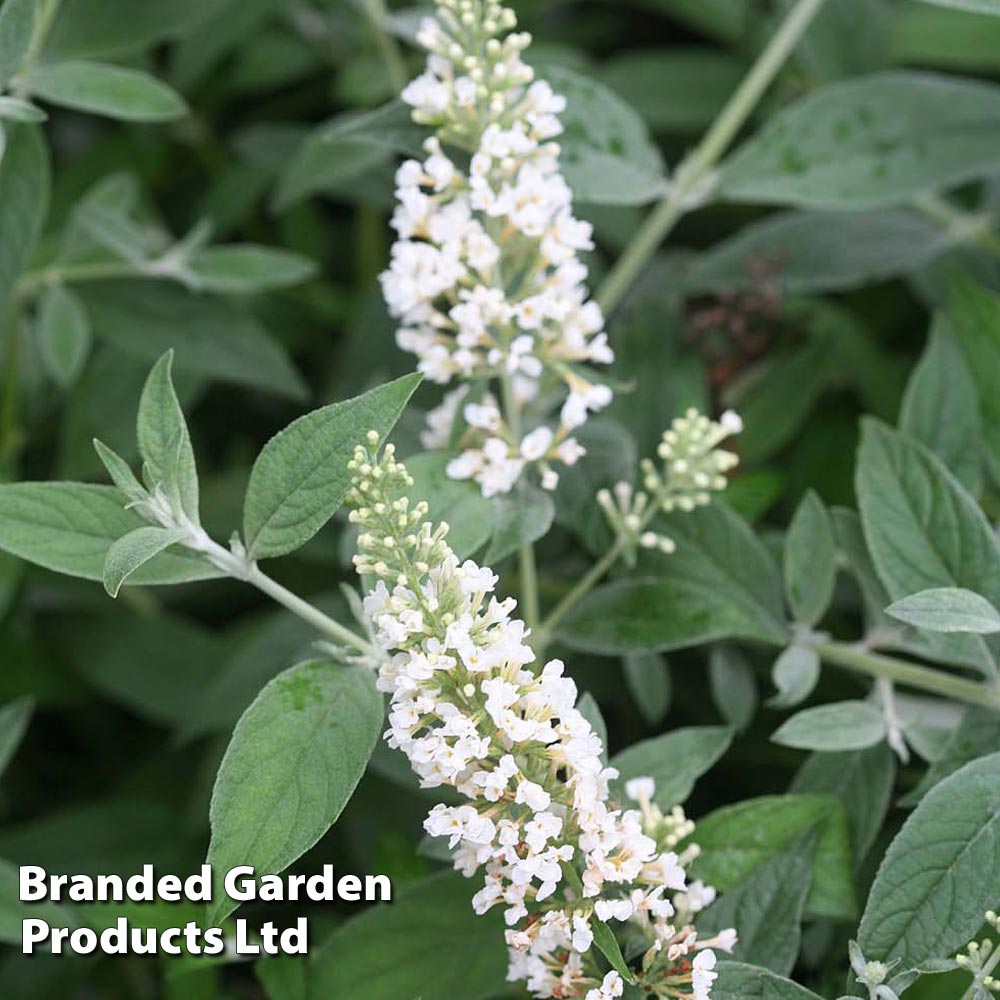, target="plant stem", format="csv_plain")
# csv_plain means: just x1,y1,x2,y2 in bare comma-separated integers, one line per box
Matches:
16,260,140,300
361,0,410,93
595,0,828,317
913,193,1000,259
815,641,1000,711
